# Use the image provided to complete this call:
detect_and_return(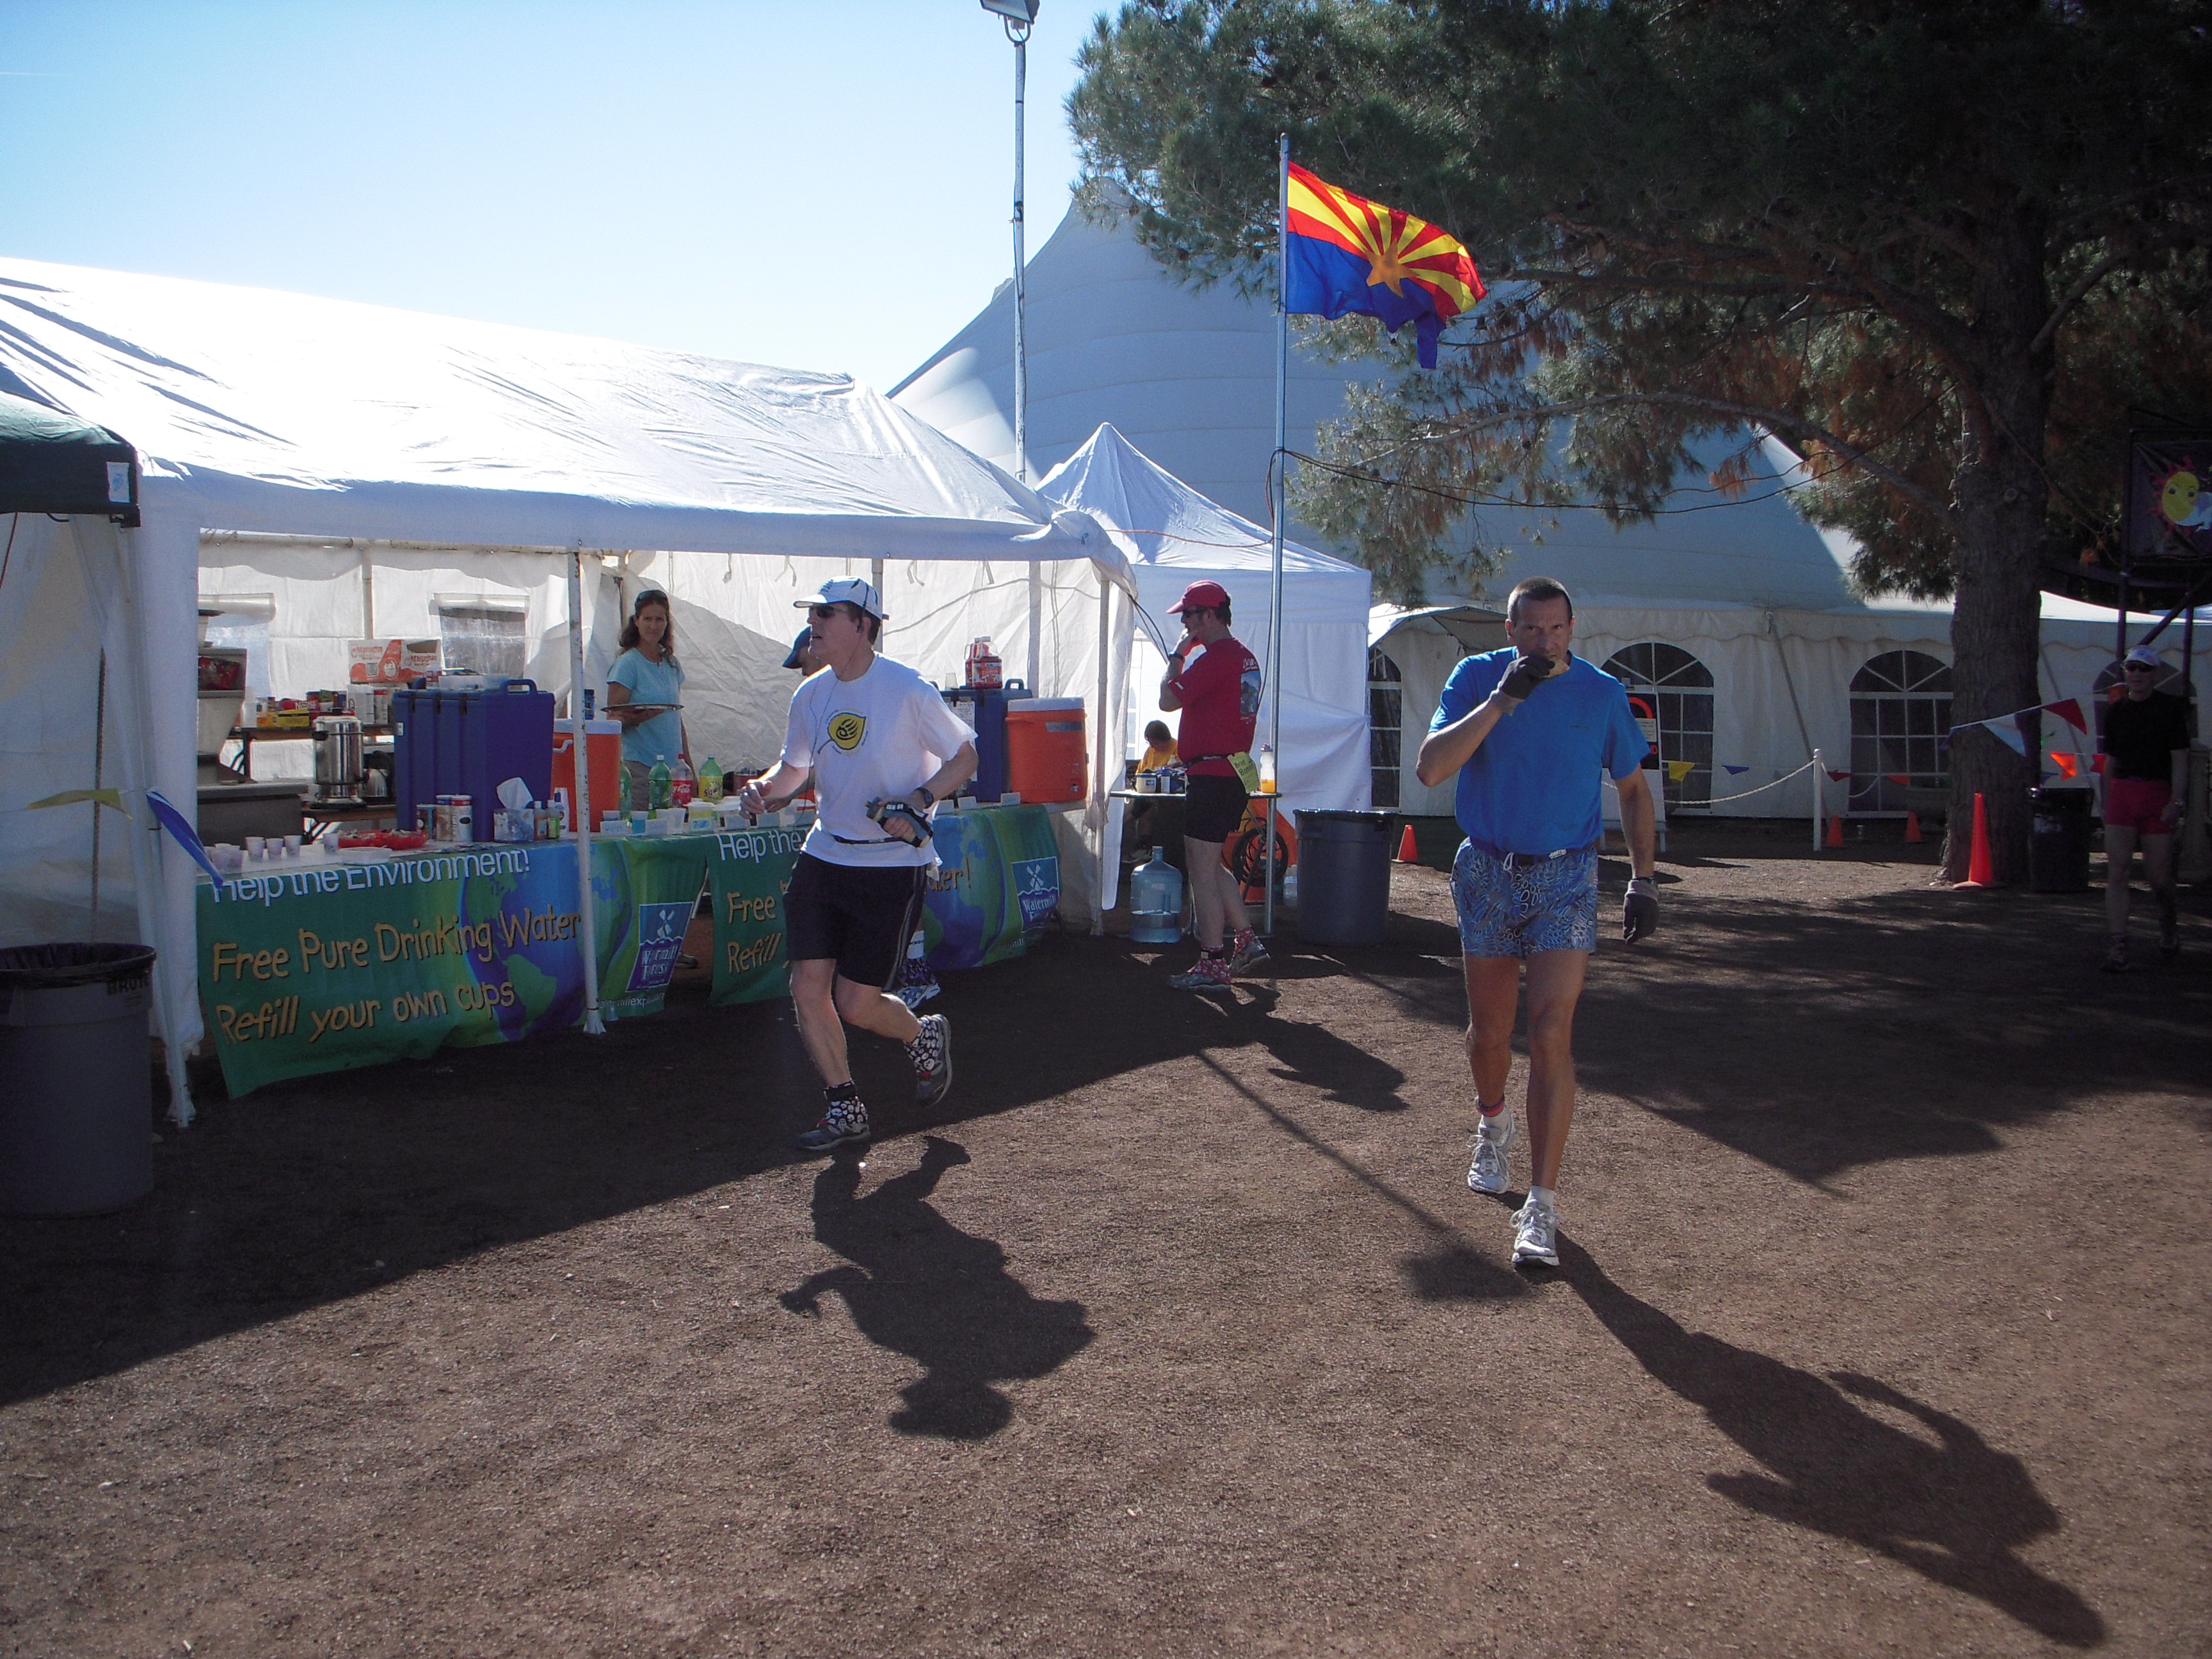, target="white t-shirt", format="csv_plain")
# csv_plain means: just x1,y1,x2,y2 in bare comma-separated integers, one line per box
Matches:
780,653,976,869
